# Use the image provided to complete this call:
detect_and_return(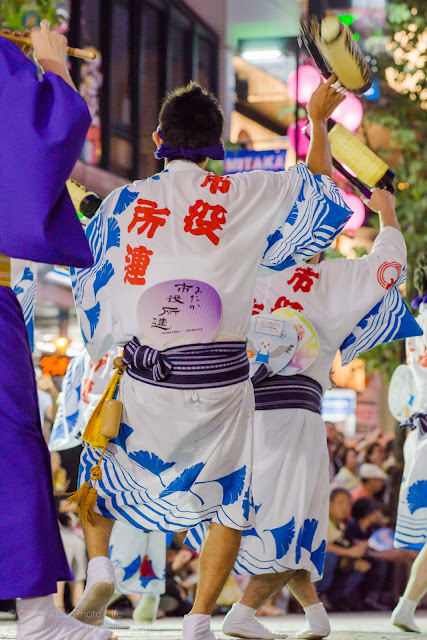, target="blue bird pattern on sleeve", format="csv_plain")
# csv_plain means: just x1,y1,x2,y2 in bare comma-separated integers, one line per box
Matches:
128,450,176,487
113,185,139,215
159,463,205,498
110,422,134,453
265,517,295,560
204,466,247,506
122,555,142,582
13,262,36,351
71,190,121,352
310,540,326,576
407,481,427,514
